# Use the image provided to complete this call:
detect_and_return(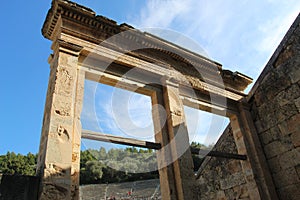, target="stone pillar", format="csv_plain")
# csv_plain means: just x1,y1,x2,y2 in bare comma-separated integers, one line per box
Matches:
152,89,178,200
36,39,84,200
159,78,195,199
230,100,278,200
